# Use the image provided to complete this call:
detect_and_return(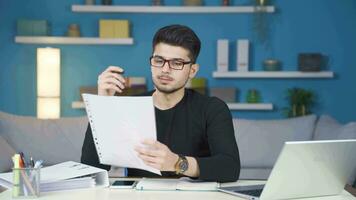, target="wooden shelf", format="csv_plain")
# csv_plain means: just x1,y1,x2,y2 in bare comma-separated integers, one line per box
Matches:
15,36,134,45
212,71,334,78
72,101,85,109
72,5,275,13
72,101,273,111
227,103,273,110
